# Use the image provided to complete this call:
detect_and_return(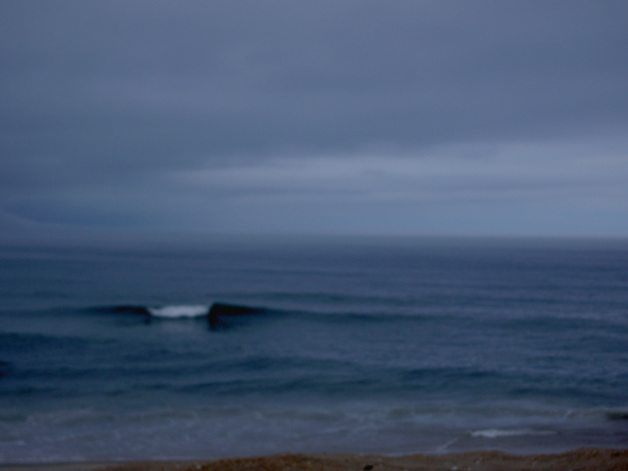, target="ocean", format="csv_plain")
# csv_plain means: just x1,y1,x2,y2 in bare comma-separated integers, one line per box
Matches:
1,237,627,464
